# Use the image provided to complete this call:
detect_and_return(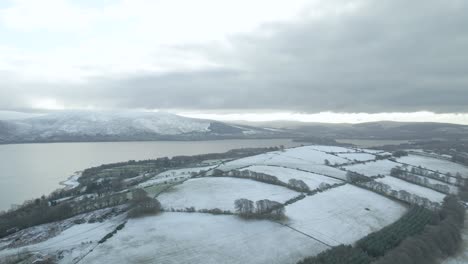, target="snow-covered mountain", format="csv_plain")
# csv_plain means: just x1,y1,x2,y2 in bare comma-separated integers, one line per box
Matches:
0,111,282,143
